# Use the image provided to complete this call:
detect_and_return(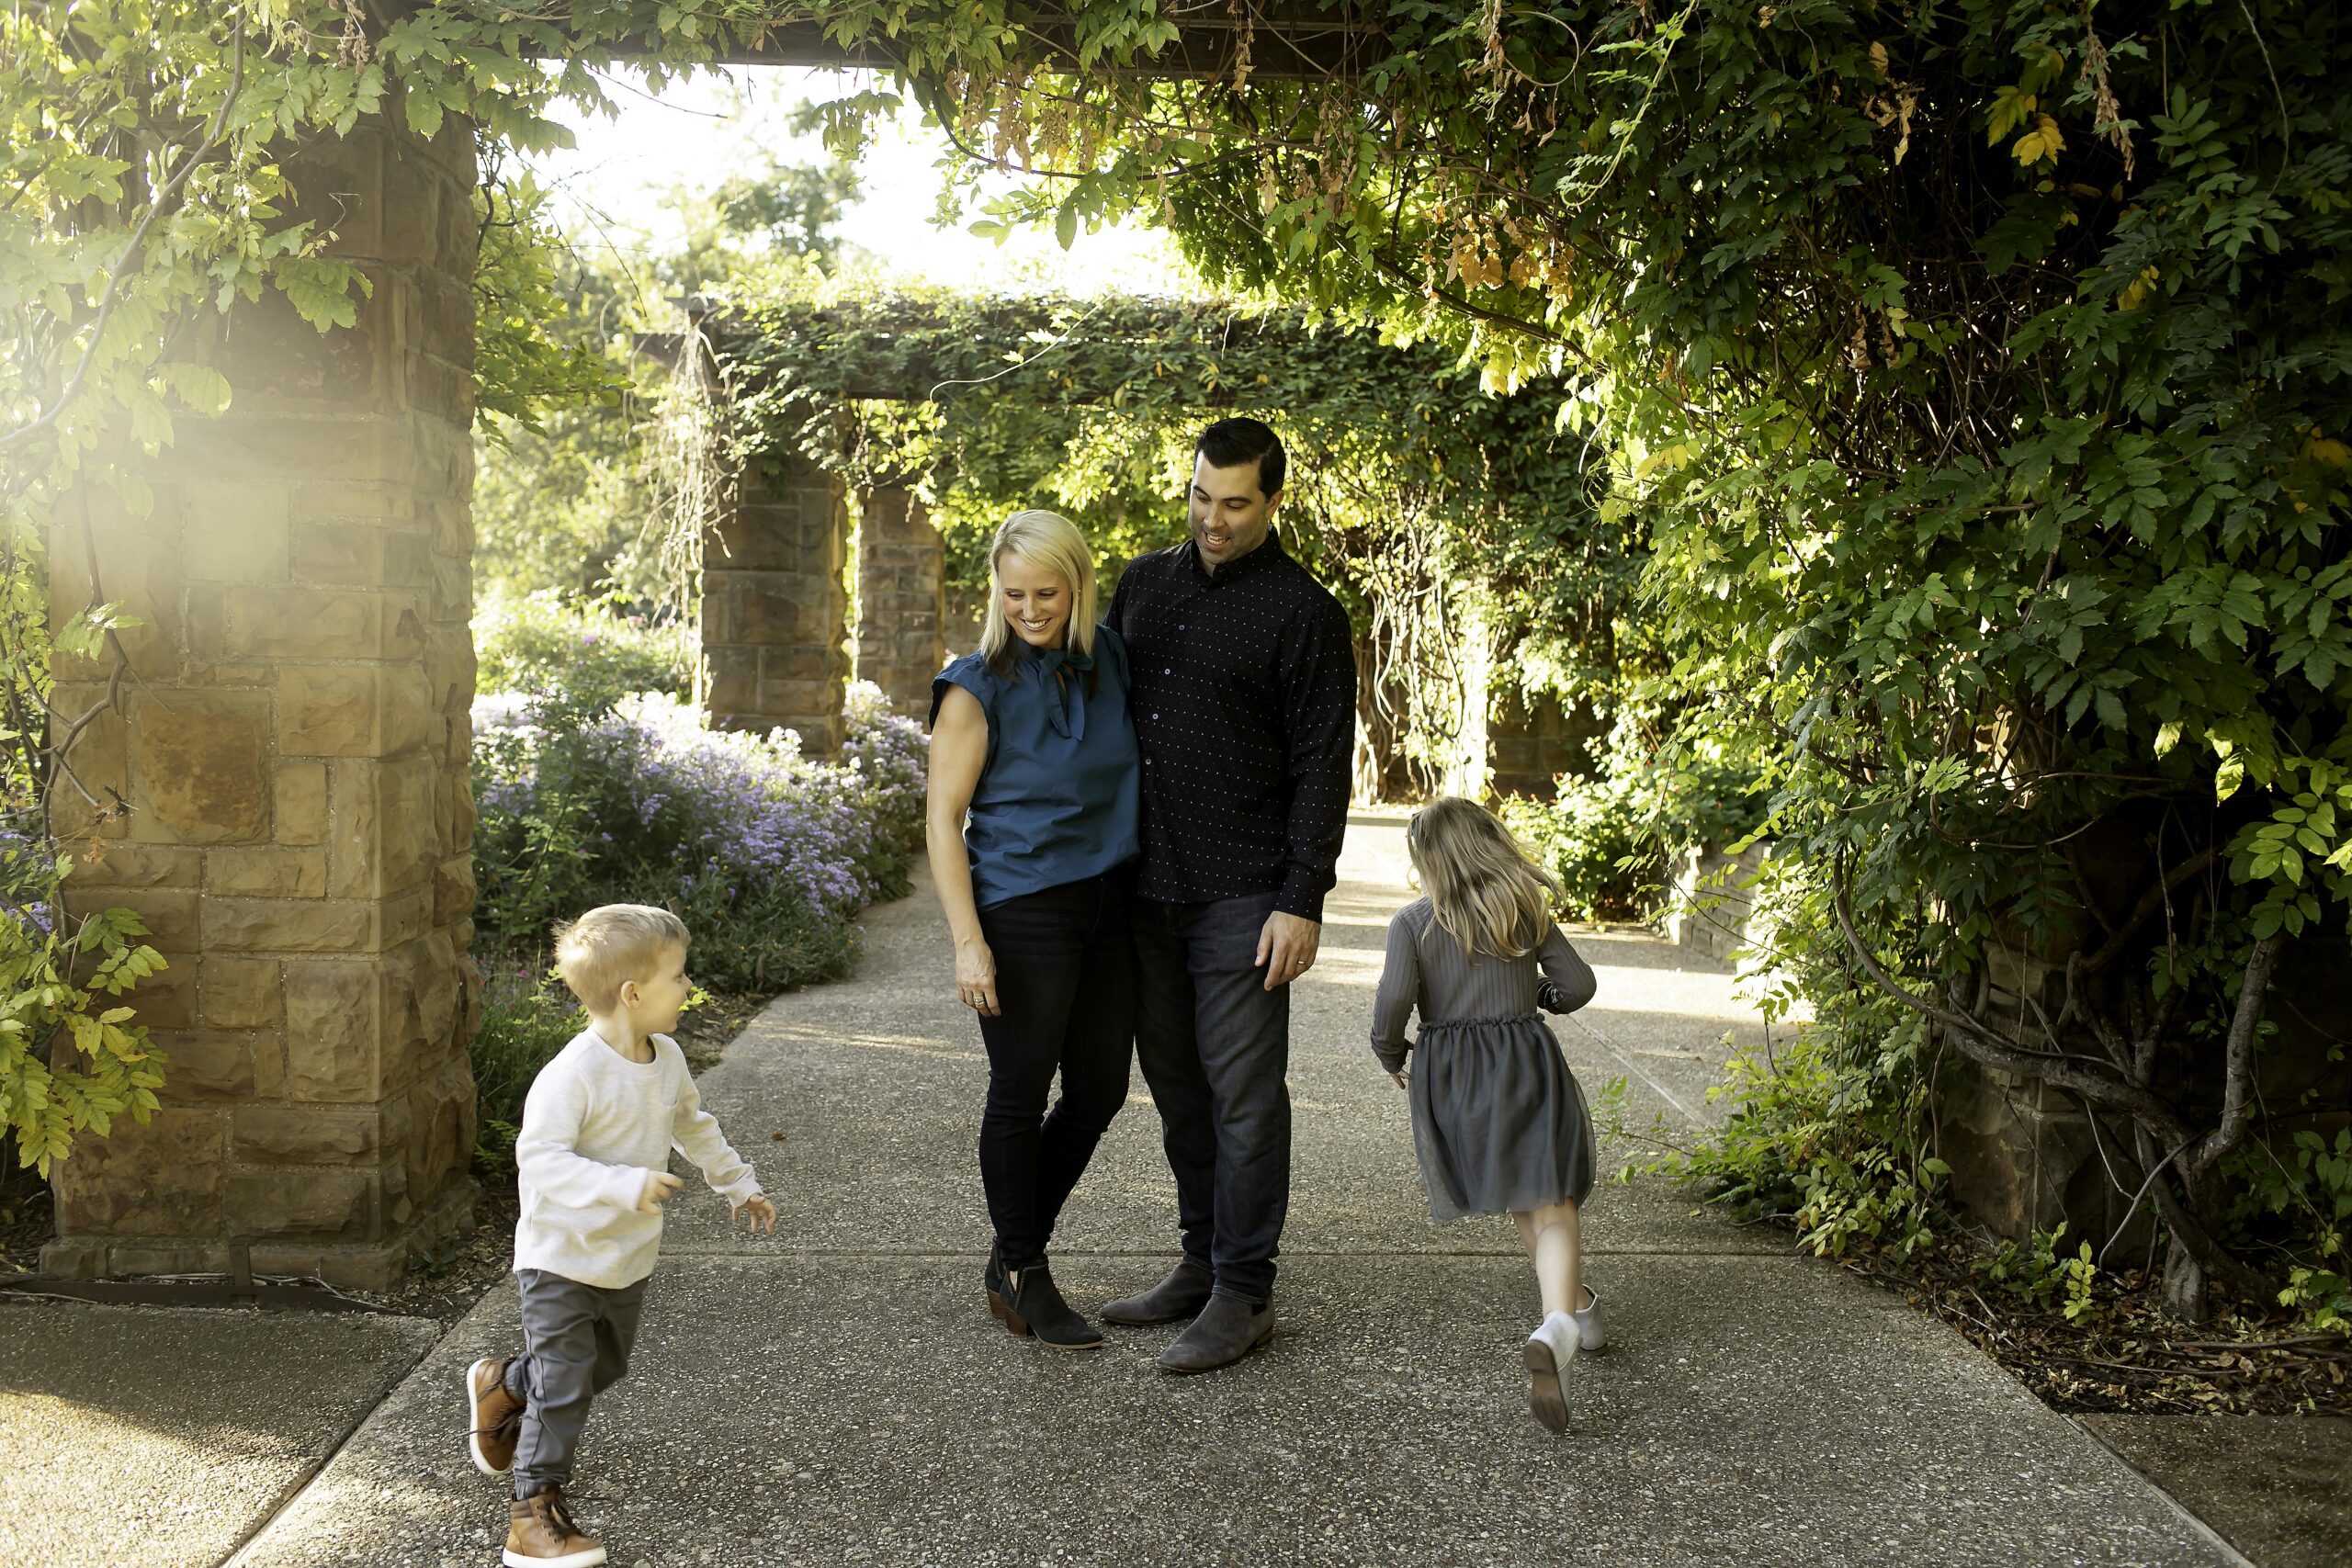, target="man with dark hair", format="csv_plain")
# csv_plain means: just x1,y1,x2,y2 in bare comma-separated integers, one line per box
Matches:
1101,416,1355,1371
